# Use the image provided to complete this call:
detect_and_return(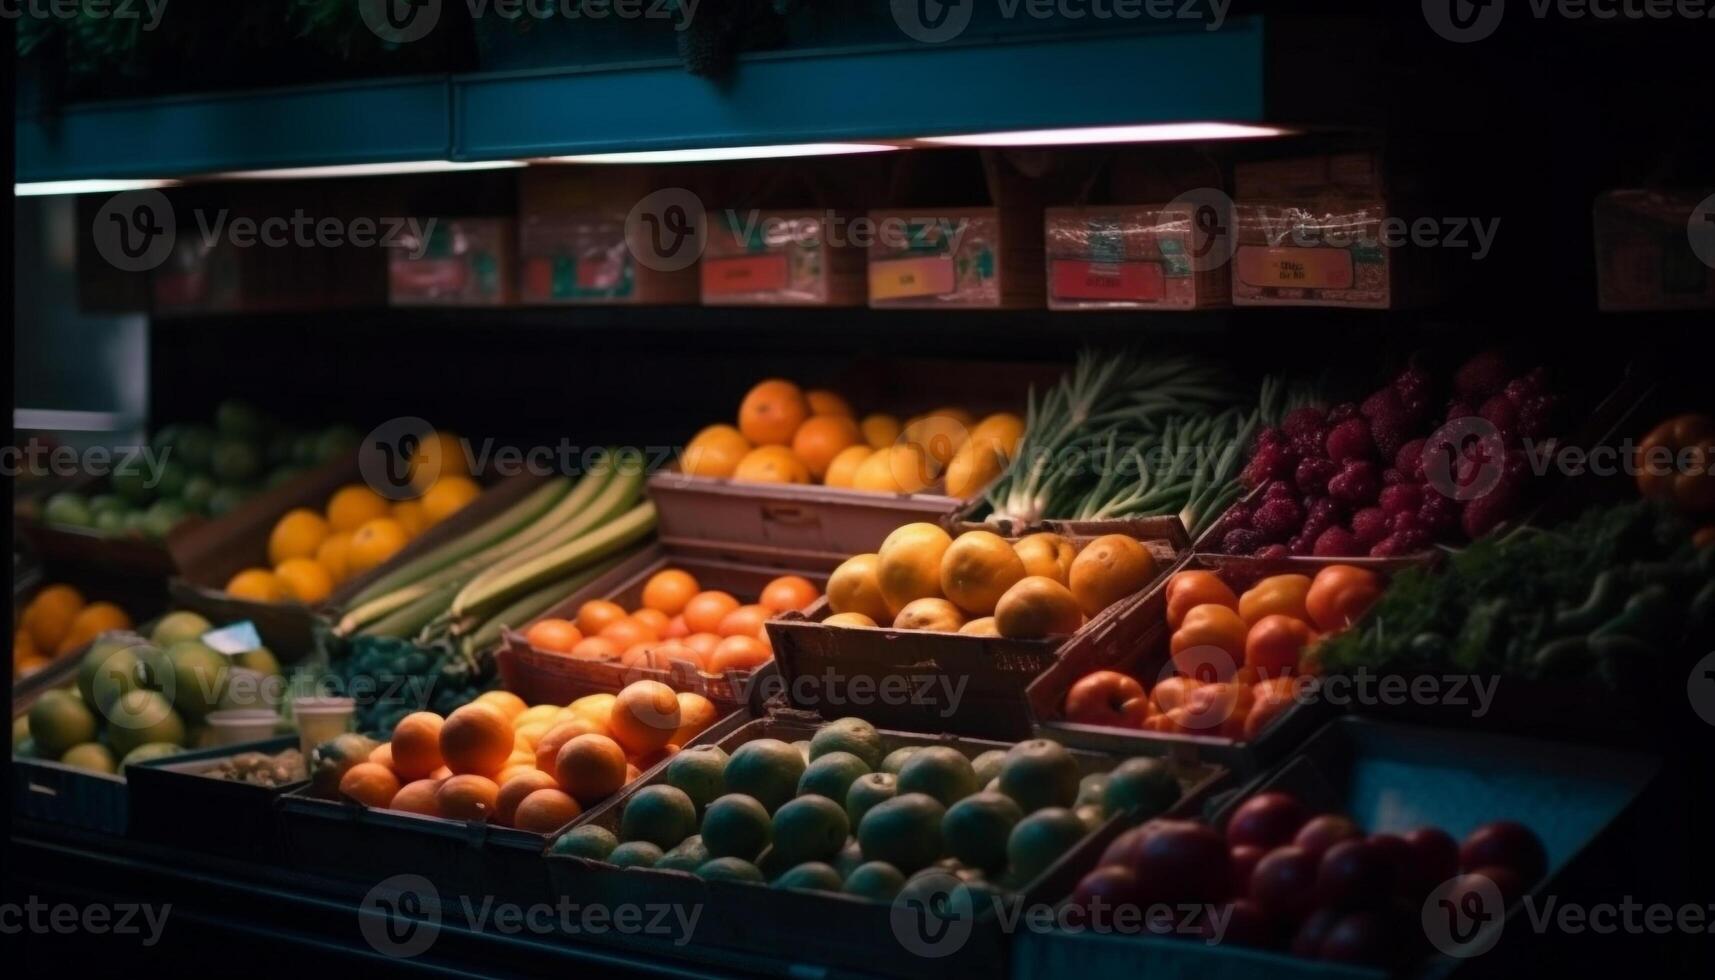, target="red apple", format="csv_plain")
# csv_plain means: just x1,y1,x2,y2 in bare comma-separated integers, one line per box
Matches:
1250,845,1320,918
1294,813,1362,858
1229,844,1267,895
1402,826,1459,894
1318,911,1397,965
1132,819,1233,905
1458,821,1546,885
1464,864,1524,904
1289,907,1342,958
1201,898,1279,948
1064,670,1150,727
1316,839,1396,910
1226,791,1309,849
1071,865,1143,929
